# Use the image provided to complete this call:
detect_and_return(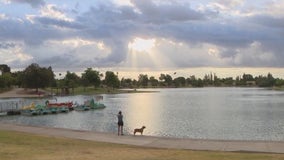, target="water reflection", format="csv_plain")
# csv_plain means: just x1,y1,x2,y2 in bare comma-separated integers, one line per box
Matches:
125,92,163,135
